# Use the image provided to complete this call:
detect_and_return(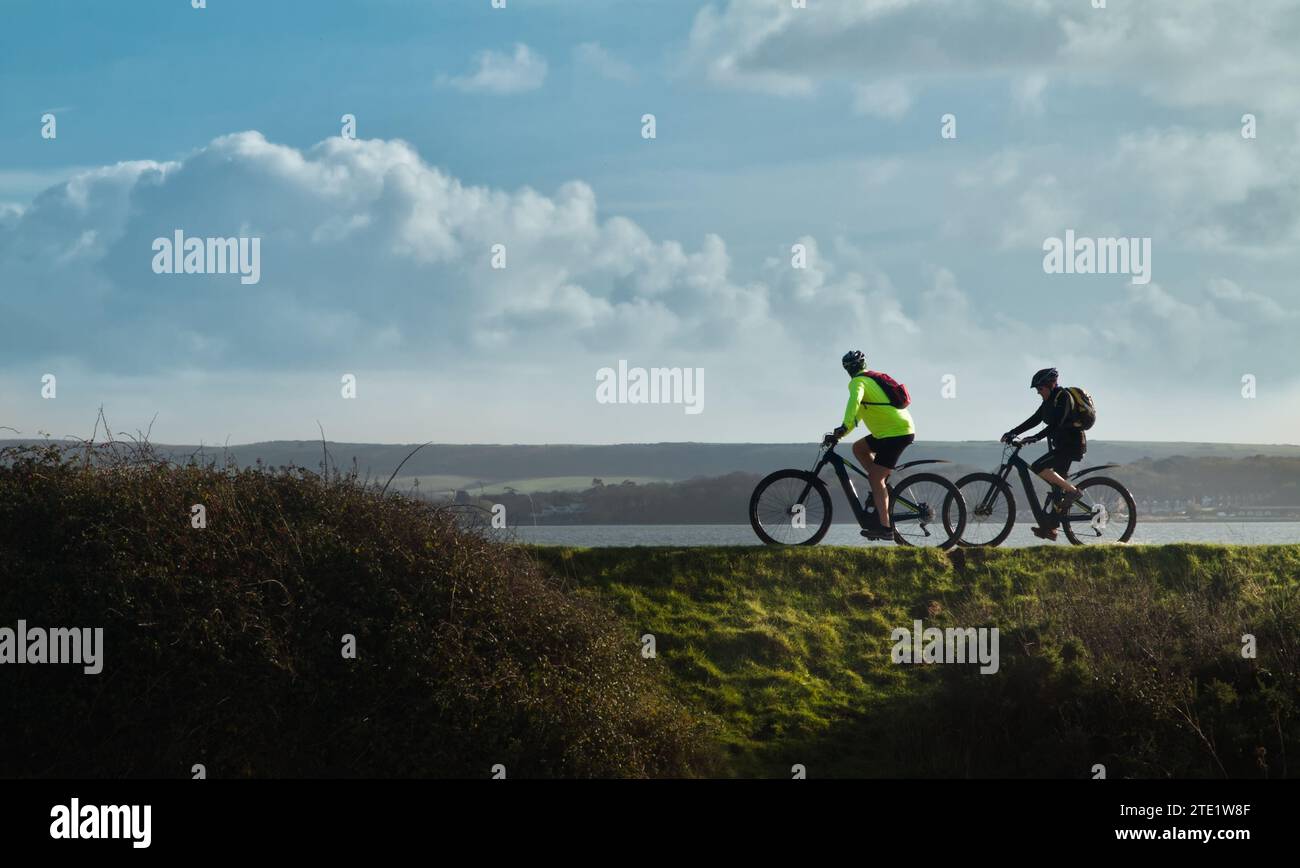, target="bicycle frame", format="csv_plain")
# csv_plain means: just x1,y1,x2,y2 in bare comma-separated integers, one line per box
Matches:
807,444,935,527
978,443,1115,525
